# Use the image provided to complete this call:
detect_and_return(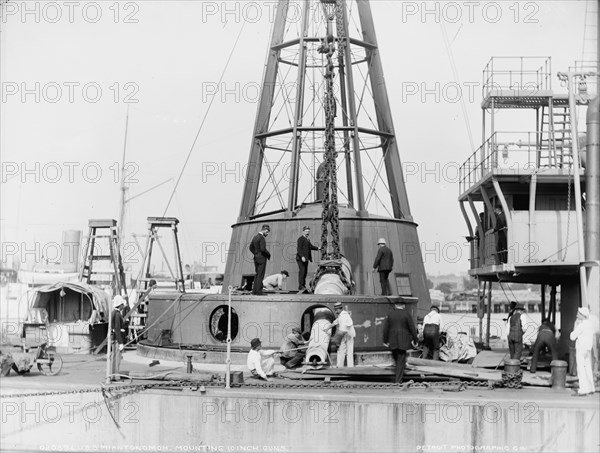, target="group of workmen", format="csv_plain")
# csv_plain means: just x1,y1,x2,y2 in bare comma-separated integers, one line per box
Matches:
246,299,598,394
506,300,597,396
246,299,420,383
250,224,395,295
246,301,358,380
